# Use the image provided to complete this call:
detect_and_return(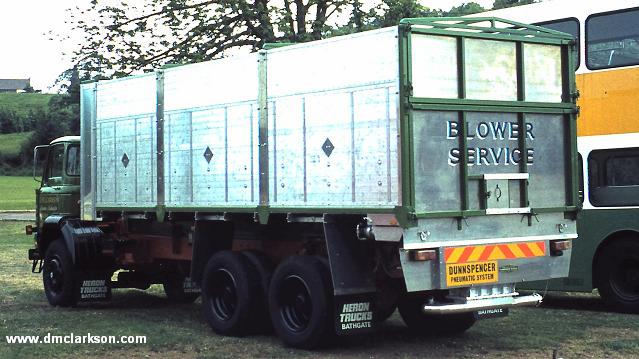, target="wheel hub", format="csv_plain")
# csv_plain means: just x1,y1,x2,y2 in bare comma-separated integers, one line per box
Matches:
209,269,237,321
45,257,64,294
280,276,312,333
